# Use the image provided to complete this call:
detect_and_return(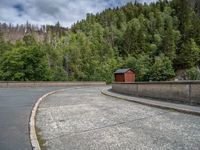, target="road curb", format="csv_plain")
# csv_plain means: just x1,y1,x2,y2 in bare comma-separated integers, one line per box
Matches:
29,89,66,150
29,86,106,150
101,88,200,116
